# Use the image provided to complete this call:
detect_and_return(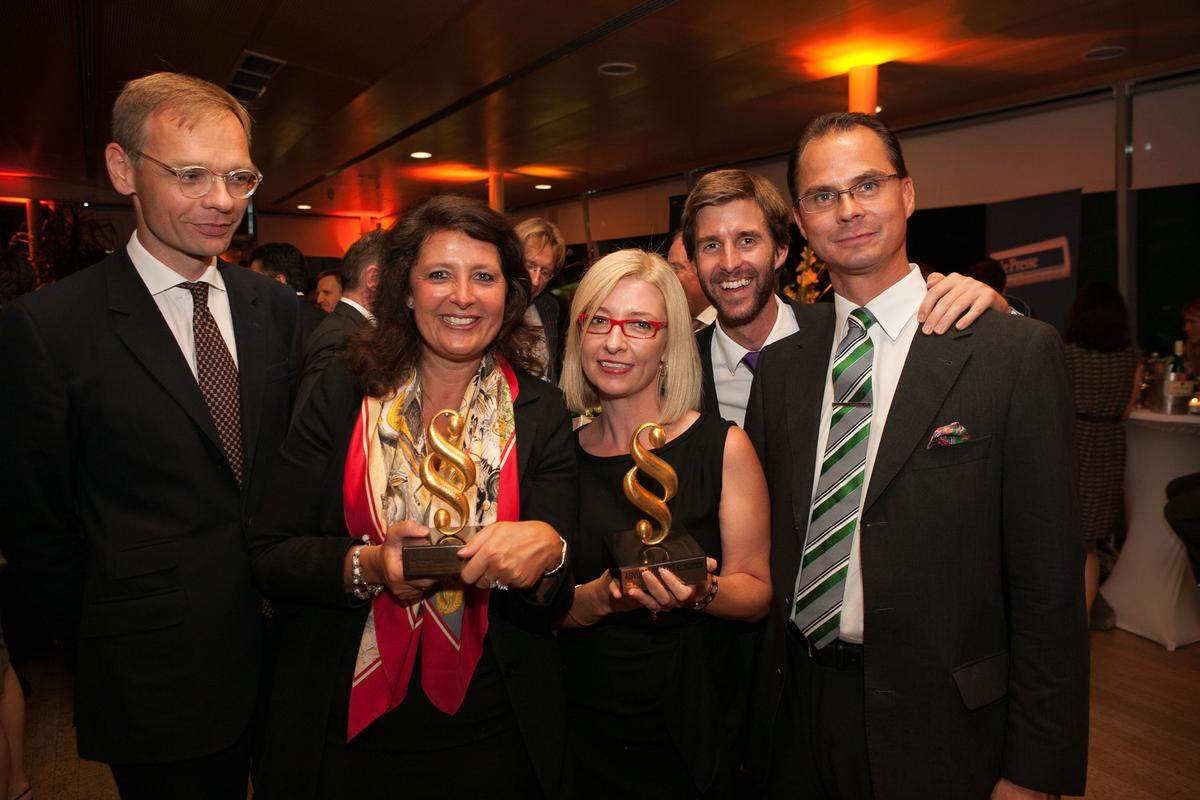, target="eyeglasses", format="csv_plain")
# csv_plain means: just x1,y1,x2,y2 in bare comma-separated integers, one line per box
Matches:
576,312,668,339
136,151,263,199
797,173,900,214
